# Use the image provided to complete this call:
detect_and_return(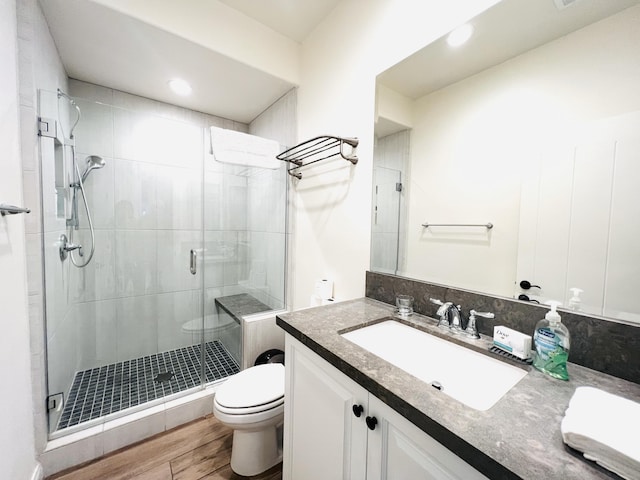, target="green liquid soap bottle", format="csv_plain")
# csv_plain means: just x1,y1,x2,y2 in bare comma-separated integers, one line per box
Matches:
533,301,570,380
